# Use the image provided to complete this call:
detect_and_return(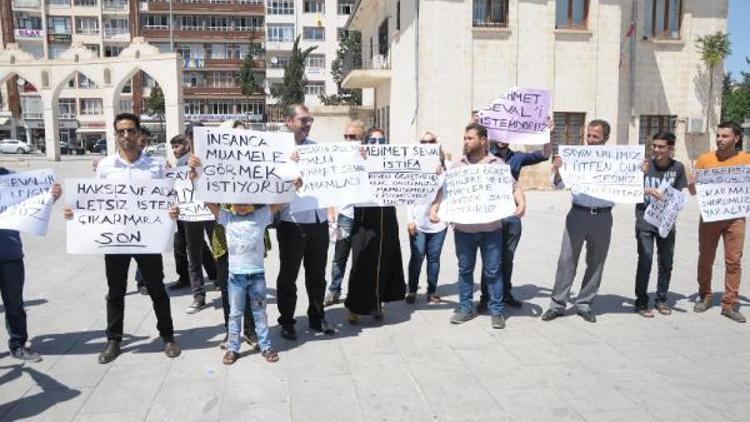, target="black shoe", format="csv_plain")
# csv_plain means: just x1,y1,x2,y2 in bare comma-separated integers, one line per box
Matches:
11,346,41,362
168,280,190,291
310,320,336,335
541,308,563,321
98,340,121,364
280,325,298,341
504,296,523,308
476,299,488,314
576,309,597,323
405,293,416,304
164,339,181,358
